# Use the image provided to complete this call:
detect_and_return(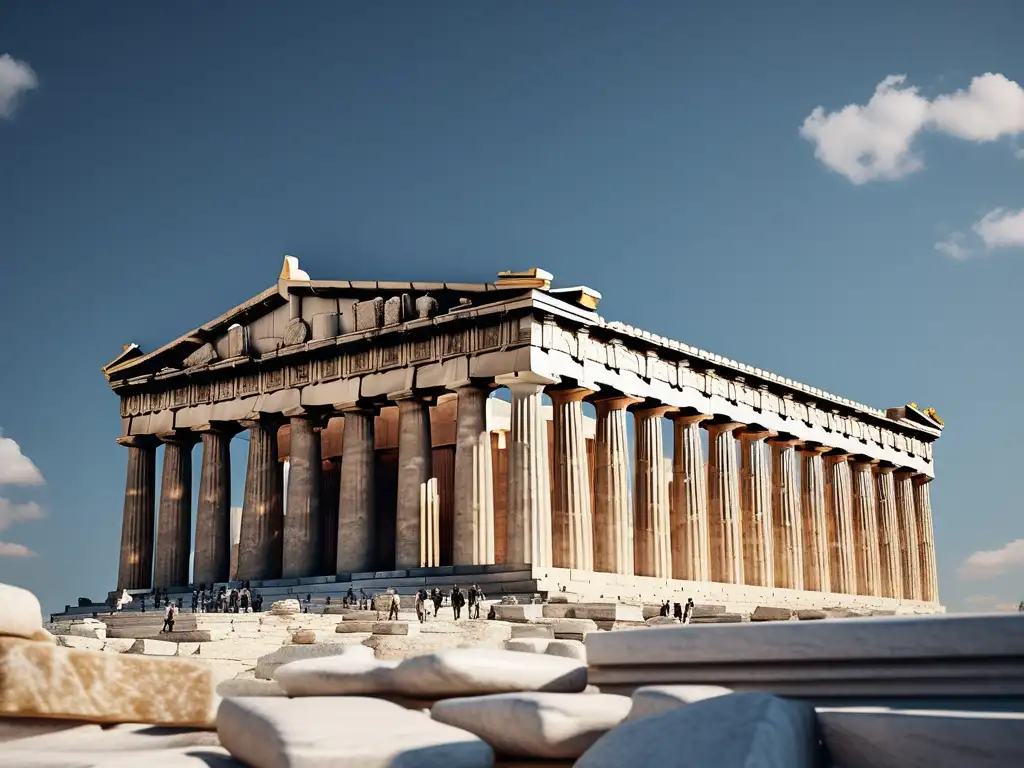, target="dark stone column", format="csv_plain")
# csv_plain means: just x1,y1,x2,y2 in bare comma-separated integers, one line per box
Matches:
336,403,376,575
321,458,340,575
116,436,157,591
193,424,236,586
237,416,284,581
153,431,198,588
390,391,433,570
282,411,323,578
